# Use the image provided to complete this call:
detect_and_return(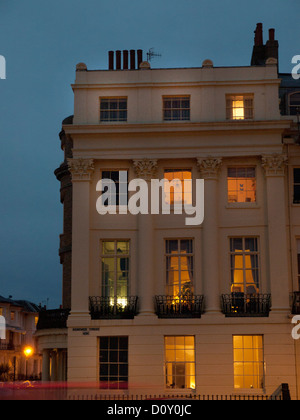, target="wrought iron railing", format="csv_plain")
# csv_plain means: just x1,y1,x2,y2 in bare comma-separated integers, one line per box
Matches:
221,293,271,317
155,295,204,318
36,308,70,330
292,292,300,314
89,296,138,319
